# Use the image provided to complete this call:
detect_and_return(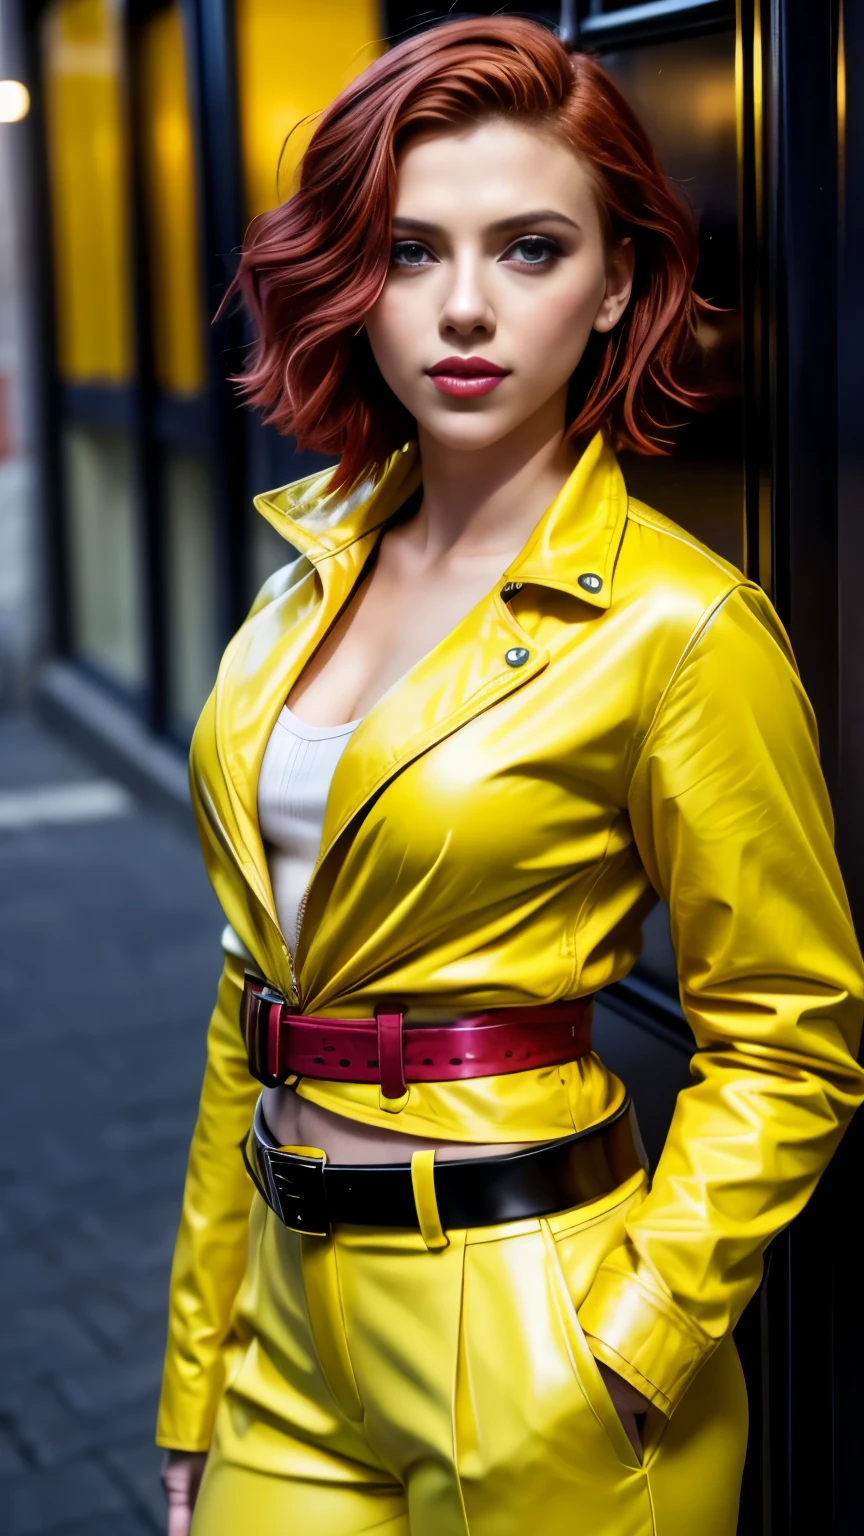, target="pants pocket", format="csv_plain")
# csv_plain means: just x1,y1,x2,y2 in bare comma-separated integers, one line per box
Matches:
541,1219,643,1470
456,1198,655,1536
